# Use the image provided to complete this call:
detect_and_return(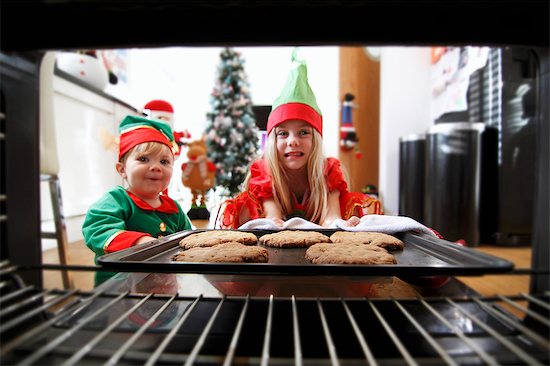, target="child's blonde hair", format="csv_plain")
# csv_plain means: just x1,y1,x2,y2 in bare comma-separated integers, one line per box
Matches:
245,127,329,224
119,141,173,164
